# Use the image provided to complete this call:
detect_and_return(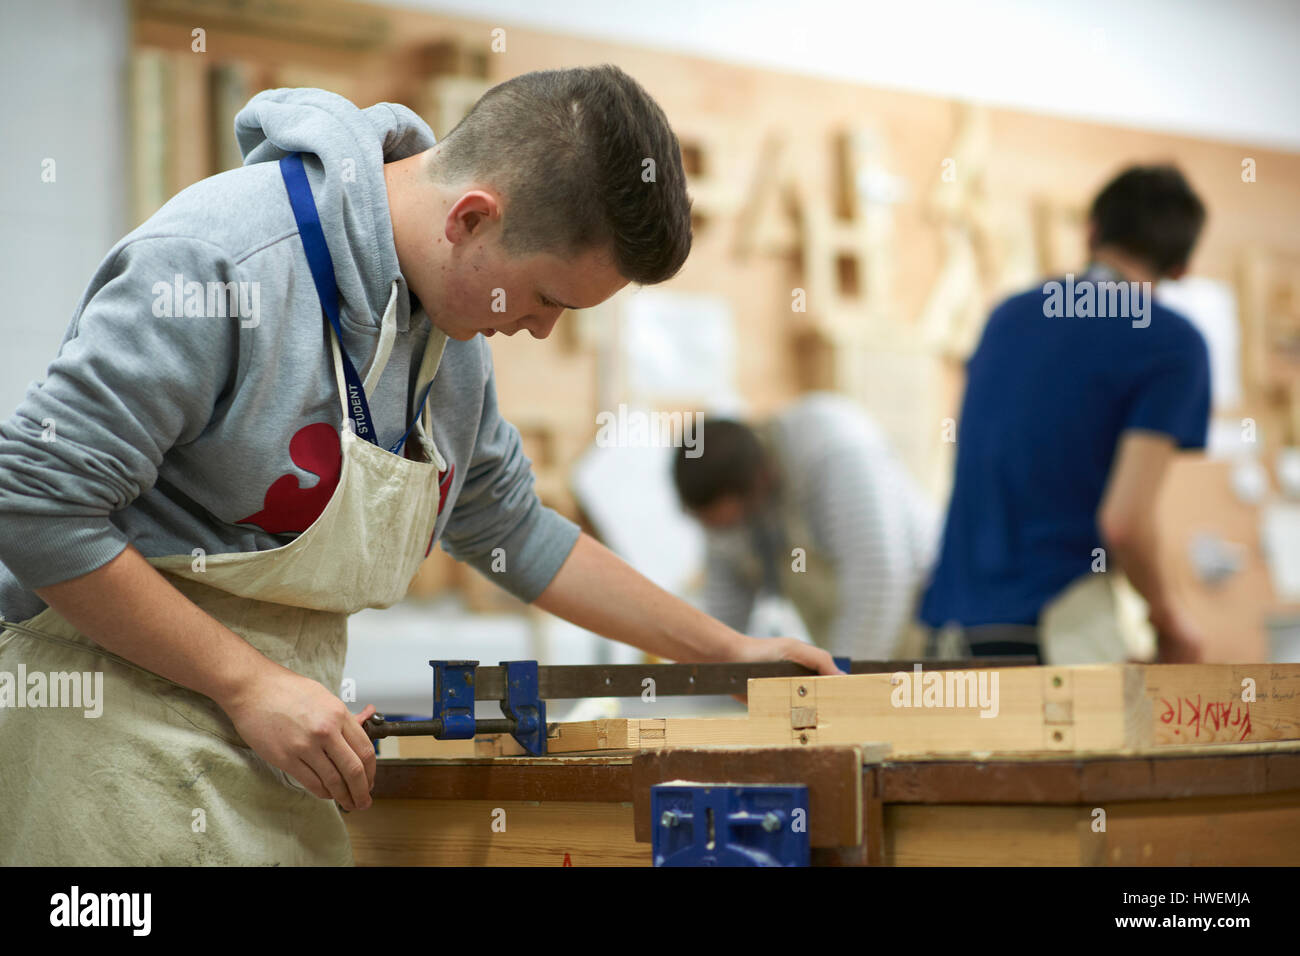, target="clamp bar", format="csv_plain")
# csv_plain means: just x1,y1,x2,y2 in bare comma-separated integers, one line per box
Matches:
467,657,1032,701
363,716,558,739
